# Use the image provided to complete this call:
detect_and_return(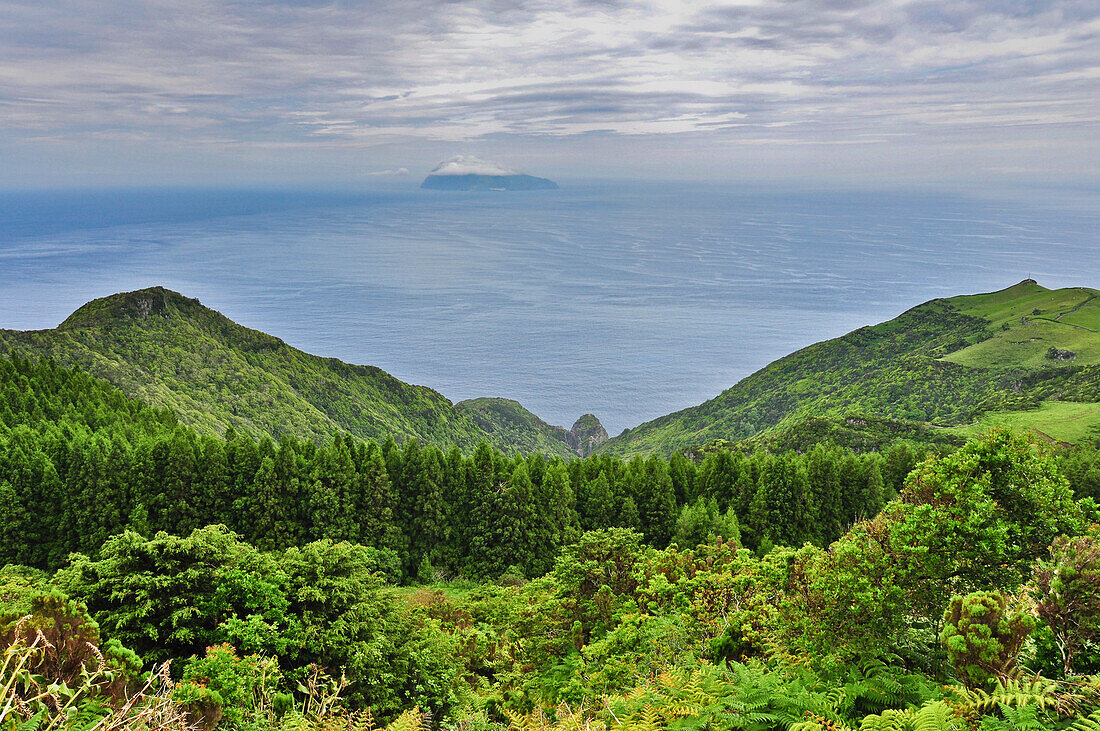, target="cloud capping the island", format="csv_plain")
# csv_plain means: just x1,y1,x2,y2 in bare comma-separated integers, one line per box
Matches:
429,156,517,176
